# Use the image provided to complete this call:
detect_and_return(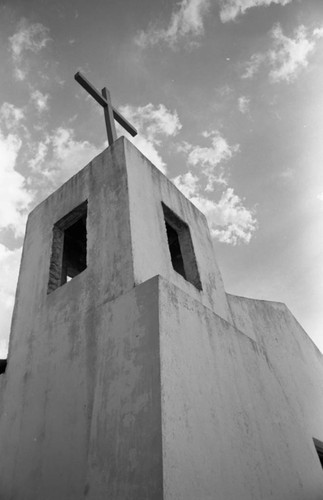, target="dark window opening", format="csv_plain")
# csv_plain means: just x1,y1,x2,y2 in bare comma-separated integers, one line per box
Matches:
0,359,7,375
62,215,87,283
313,438,323,468
48,201,87,294
162,203,202,291
165,221,186,279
